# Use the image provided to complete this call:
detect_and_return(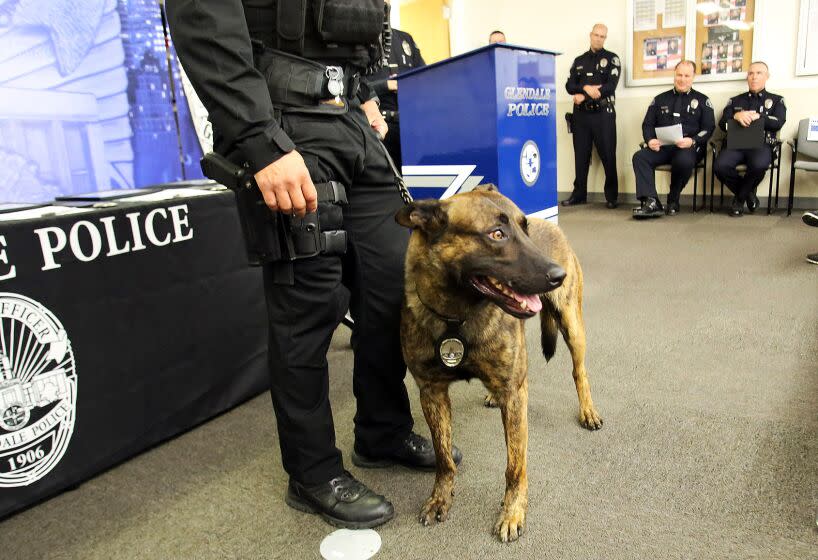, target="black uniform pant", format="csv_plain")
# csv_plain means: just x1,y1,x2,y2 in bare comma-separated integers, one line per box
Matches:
263,106,413,486
713,147,771,200
632,145,701,202
382,118,402,171
571,109,618,203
